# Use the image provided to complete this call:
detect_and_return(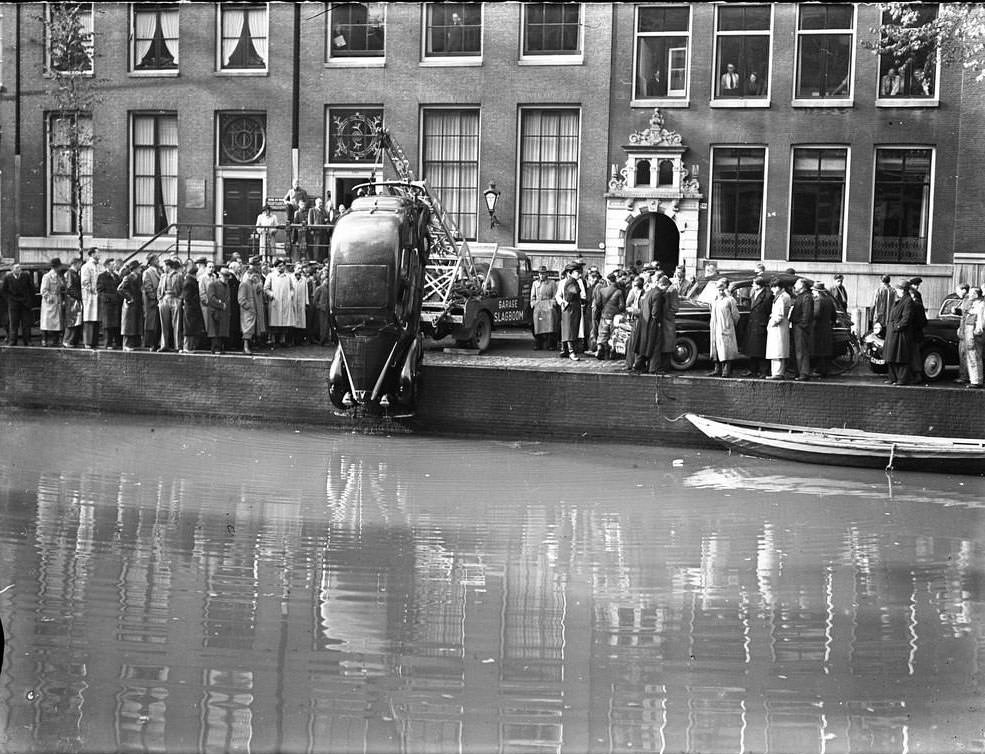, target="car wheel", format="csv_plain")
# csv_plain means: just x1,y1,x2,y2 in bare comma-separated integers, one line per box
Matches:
469,311,493,352
671,336,699,371
922,347,946,381
868,362,889,375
